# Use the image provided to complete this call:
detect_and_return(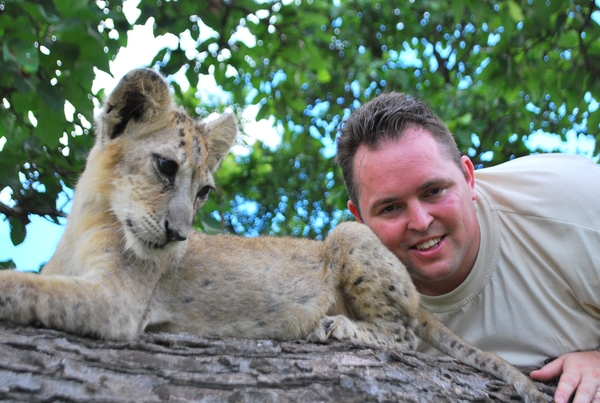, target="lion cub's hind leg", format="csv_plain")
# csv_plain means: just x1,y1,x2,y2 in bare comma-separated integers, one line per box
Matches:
307,222,421,350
